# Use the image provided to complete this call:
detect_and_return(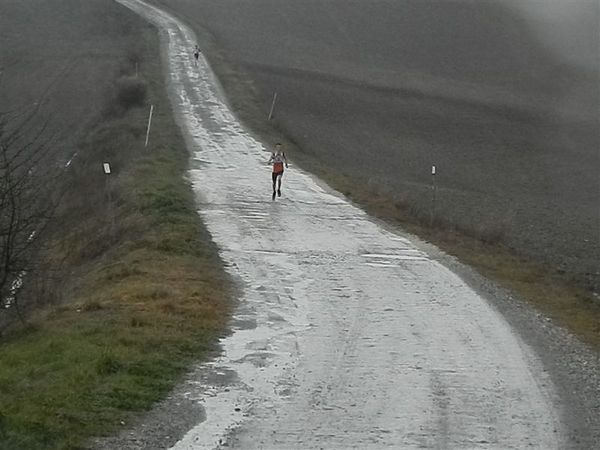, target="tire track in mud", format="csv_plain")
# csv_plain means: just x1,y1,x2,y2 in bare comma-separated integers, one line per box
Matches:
116,1,565,448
